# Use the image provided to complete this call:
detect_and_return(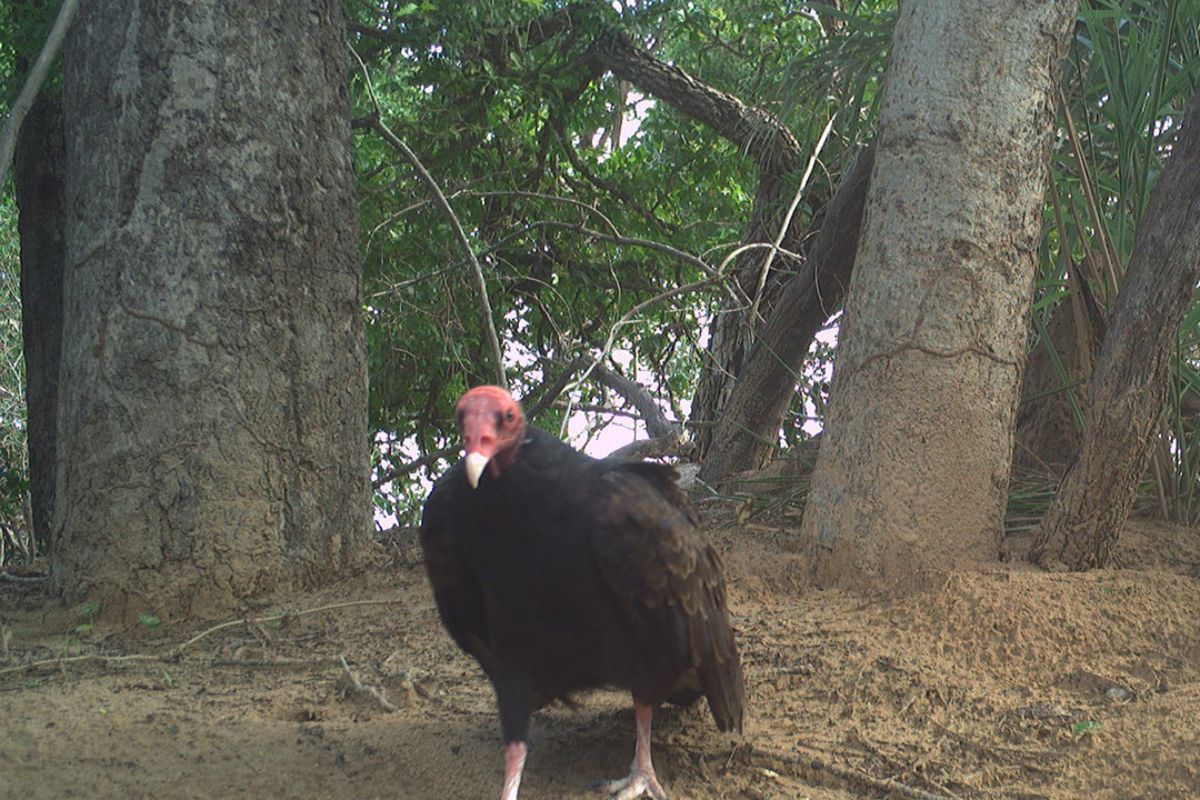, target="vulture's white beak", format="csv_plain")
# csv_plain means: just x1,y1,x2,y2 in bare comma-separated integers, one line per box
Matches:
464,452,489,489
